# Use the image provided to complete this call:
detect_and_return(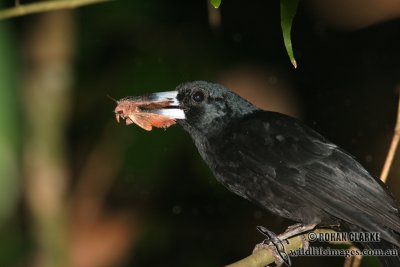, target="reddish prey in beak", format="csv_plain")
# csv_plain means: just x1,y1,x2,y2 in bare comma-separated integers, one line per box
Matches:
113,91,185,131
